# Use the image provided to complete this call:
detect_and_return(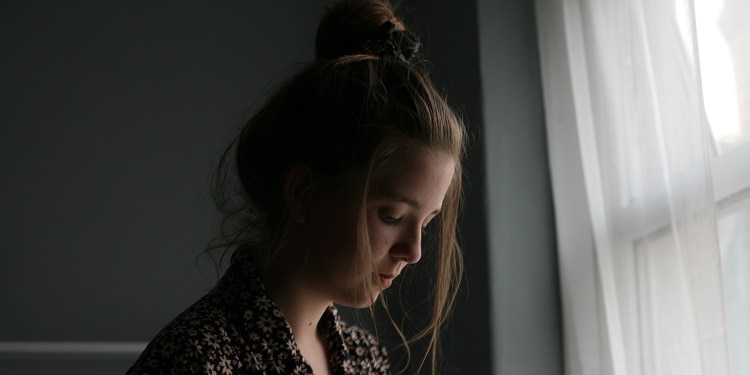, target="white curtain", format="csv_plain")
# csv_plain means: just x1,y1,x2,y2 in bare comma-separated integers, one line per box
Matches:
535,0,750,374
